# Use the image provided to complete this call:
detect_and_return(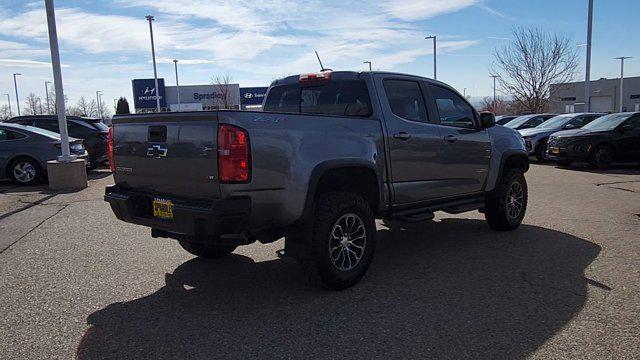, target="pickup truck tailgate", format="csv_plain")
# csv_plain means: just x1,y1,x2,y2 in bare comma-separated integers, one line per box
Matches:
112,113,221,200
